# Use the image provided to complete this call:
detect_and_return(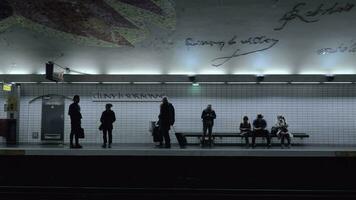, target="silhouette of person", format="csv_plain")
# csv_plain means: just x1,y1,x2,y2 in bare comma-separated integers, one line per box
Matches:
239,116,251,147
100,103,116,148
201,104,216,146
252,114,271,148
158,97,175,148
68,95,82,148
